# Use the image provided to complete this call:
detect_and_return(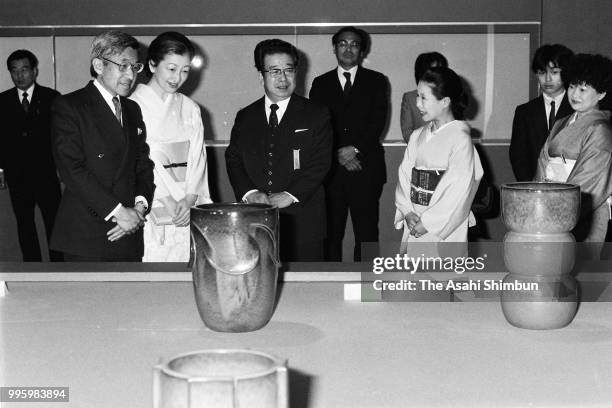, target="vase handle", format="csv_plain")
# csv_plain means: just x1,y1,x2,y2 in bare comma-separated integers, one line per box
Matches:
249,223,280,267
